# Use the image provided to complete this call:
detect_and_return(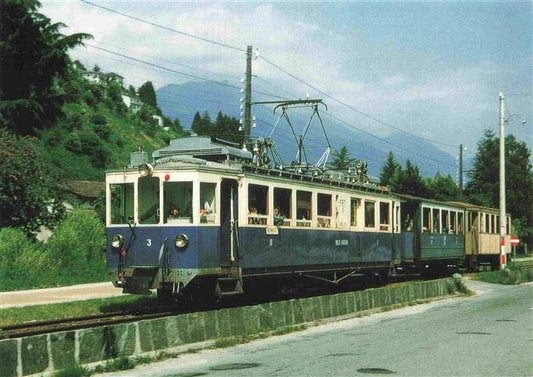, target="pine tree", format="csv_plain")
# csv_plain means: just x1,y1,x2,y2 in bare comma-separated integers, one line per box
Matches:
380,151,399,186
393,159,429,197
138,81,157,108
328,146,355,170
